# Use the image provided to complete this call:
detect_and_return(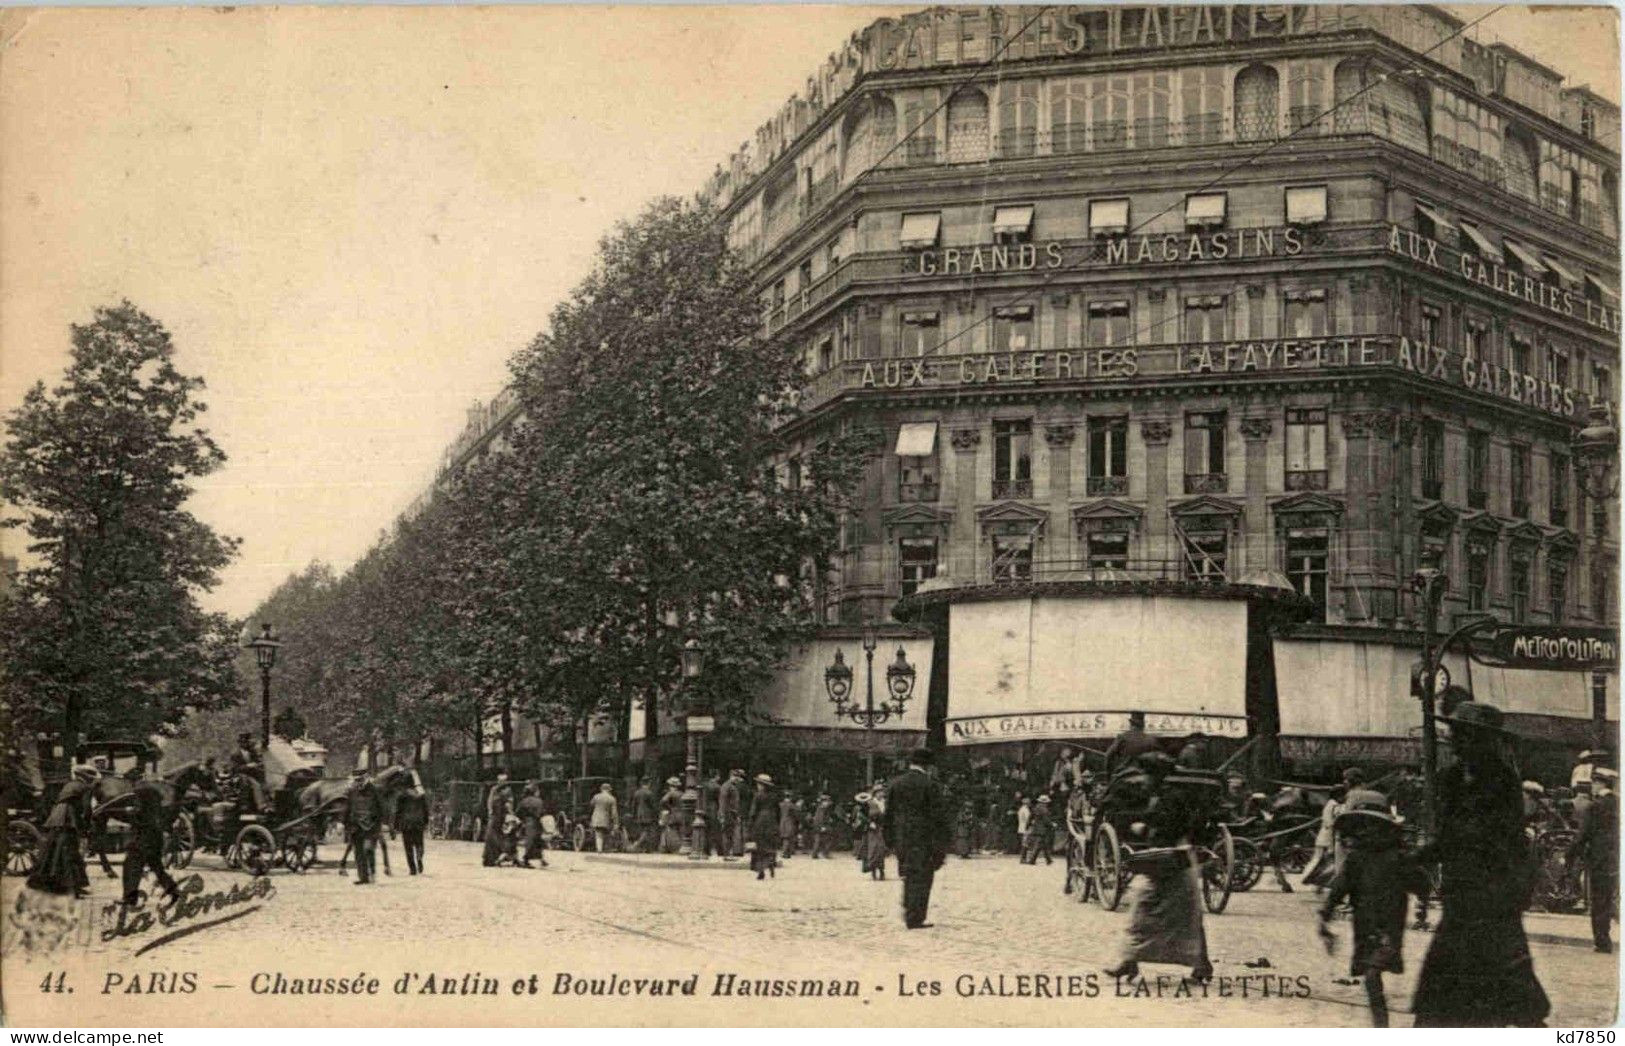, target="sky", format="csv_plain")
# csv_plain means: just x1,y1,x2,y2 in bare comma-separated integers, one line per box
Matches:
0,3,1618,618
